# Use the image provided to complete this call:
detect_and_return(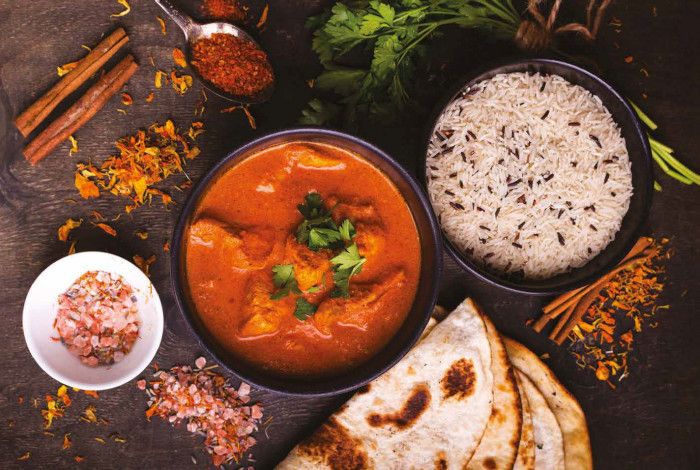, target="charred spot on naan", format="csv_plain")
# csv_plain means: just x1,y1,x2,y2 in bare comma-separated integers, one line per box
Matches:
441,358,476,400
435,451,448,470
366,383,431,430
297,417,370,470
482,457,497,469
